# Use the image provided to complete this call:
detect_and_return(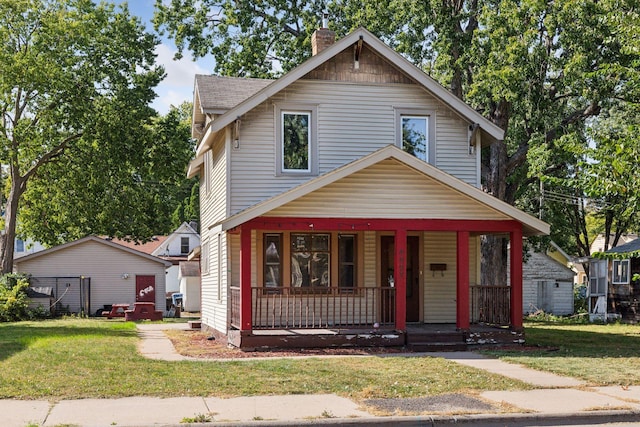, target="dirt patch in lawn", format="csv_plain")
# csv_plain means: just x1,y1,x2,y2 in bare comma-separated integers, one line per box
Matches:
164,329,412,359
363,394,500,416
